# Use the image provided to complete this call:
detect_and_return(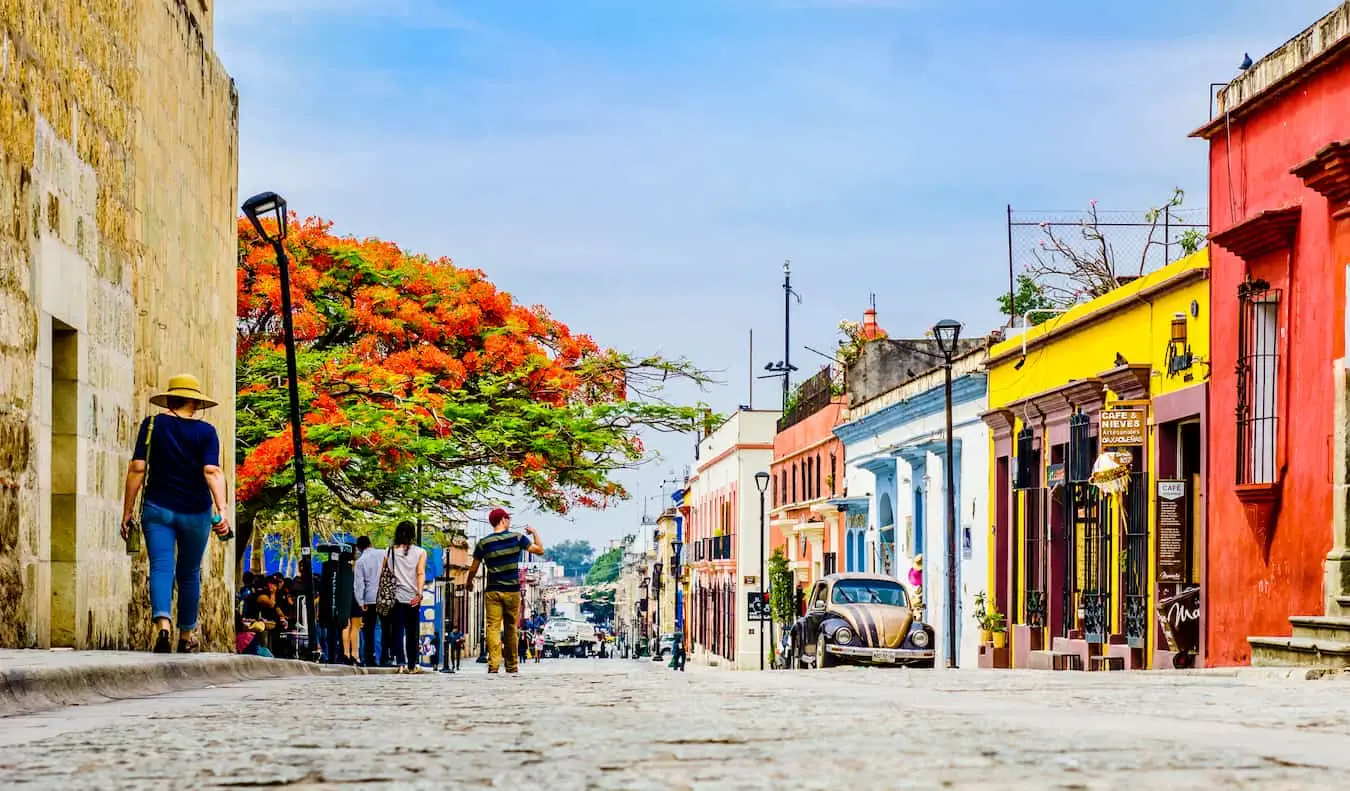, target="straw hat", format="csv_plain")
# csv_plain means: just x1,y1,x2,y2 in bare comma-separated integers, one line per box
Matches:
150,374,218,409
